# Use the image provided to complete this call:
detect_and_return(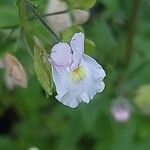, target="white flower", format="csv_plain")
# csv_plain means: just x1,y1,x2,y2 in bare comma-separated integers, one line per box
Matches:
49,32,106,108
